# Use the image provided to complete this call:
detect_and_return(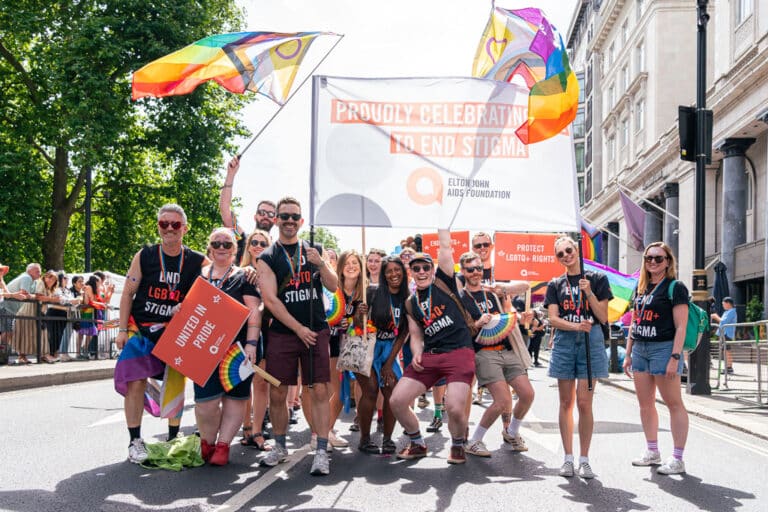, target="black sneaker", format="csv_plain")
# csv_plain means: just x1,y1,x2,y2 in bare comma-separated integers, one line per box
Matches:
289,409,298,425
426,416,443,433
